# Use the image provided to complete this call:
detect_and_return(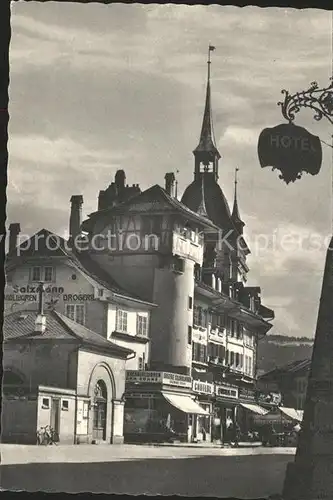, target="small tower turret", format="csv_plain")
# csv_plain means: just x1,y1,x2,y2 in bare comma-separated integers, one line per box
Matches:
232,167,245,234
